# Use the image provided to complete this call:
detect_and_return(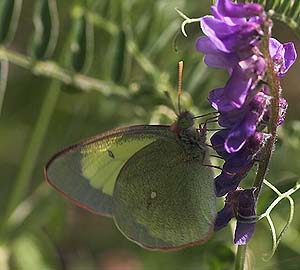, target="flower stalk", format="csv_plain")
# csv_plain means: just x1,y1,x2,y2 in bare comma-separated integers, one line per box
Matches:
235,245,247,270
235,12,292,270
253,19,281,196
185,0,297,269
